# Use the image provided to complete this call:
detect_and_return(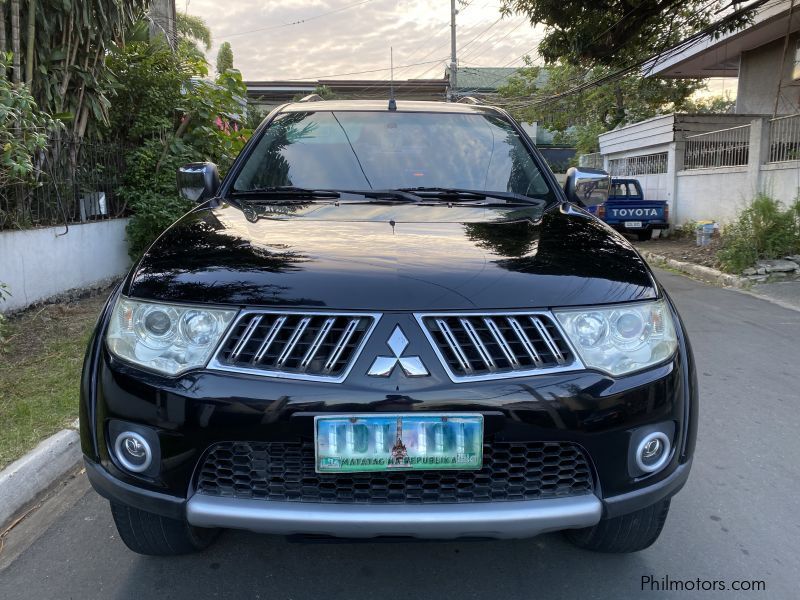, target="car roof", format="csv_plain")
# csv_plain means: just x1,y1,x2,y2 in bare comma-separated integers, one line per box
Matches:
279,99,505,115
